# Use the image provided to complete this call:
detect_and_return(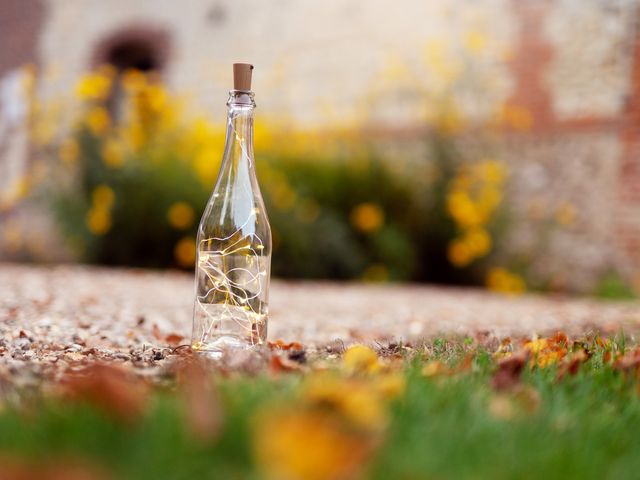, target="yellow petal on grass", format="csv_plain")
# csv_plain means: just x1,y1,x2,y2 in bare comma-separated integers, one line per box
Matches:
253,409,372,480
373,373,406,400
421,360,449,378
302,375,388,430
342,344,380,374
